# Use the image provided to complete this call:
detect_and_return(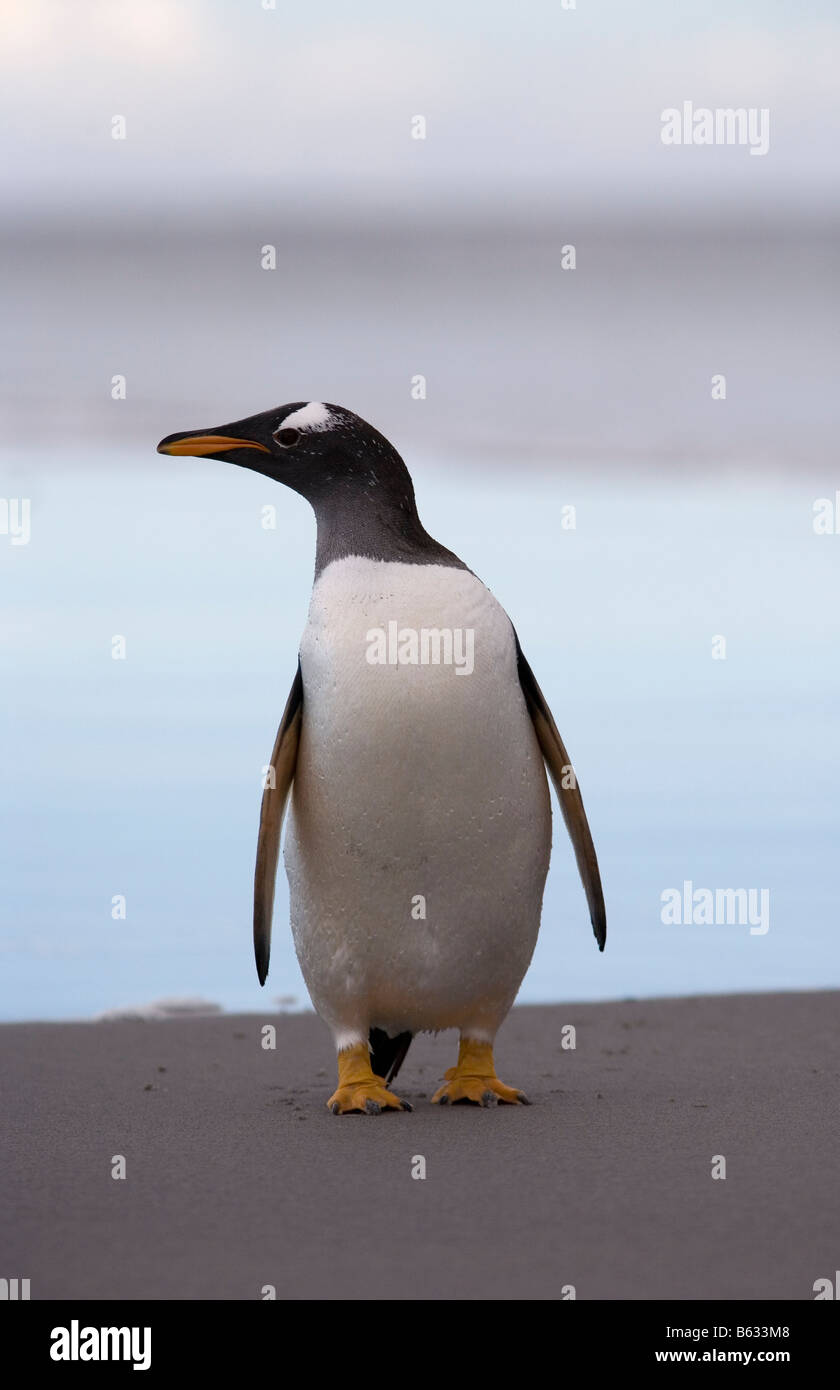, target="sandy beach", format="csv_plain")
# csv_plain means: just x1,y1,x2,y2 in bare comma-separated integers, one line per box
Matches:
2,990,837,1301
